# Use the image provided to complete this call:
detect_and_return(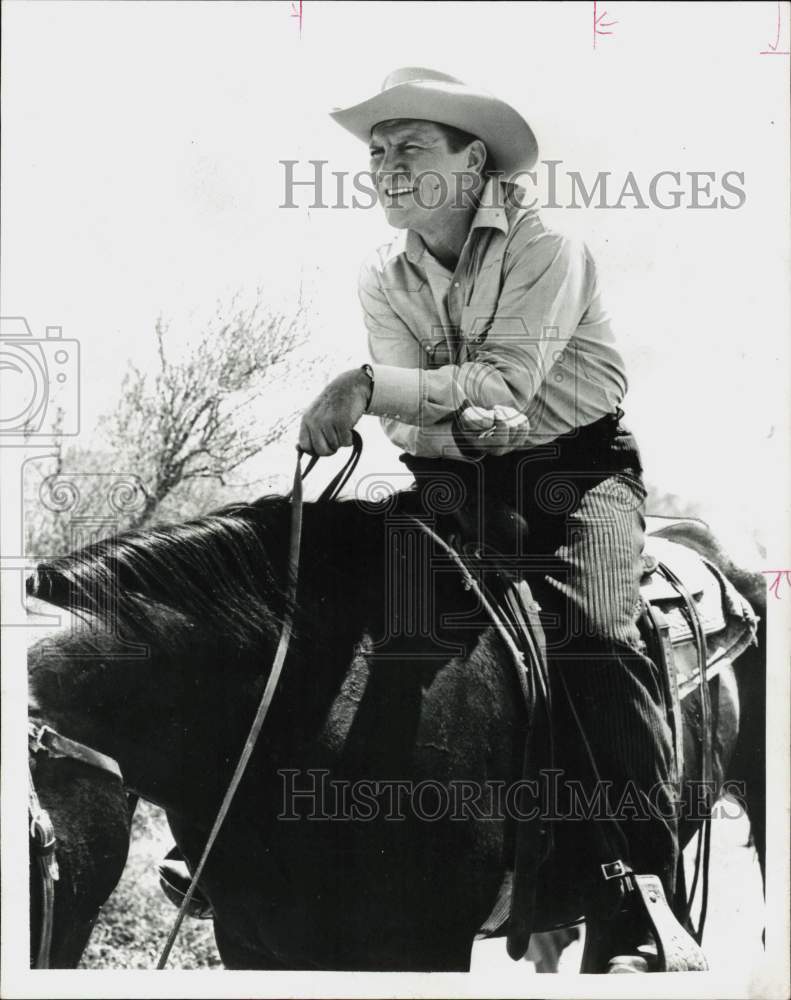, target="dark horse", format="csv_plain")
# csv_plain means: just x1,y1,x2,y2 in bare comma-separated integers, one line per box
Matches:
27,496,766,970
